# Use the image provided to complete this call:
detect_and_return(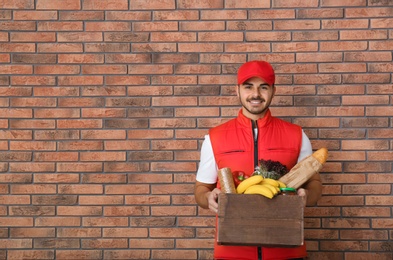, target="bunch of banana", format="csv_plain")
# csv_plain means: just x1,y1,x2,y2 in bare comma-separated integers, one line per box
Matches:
236,175,287,199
